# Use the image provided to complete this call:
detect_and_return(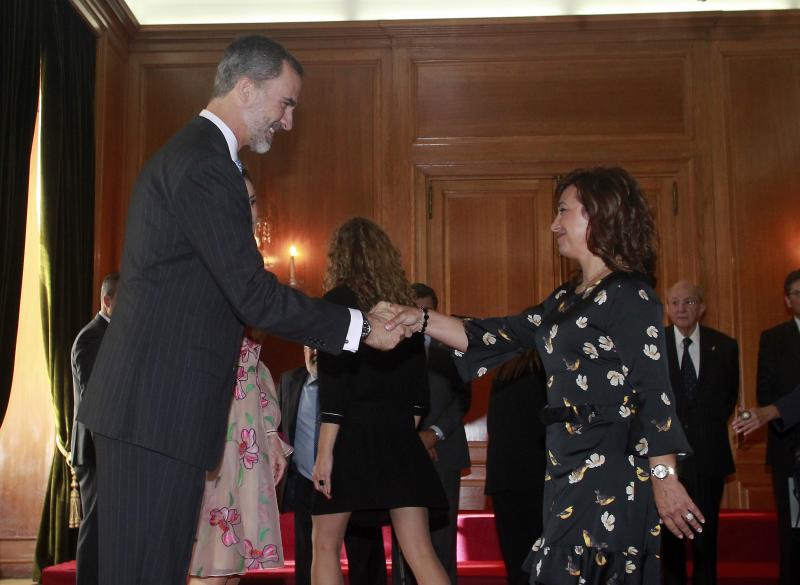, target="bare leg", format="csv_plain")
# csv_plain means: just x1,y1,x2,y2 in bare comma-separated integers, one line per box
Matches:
311,512,351,585
187,577,240,585
390,507,449,585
